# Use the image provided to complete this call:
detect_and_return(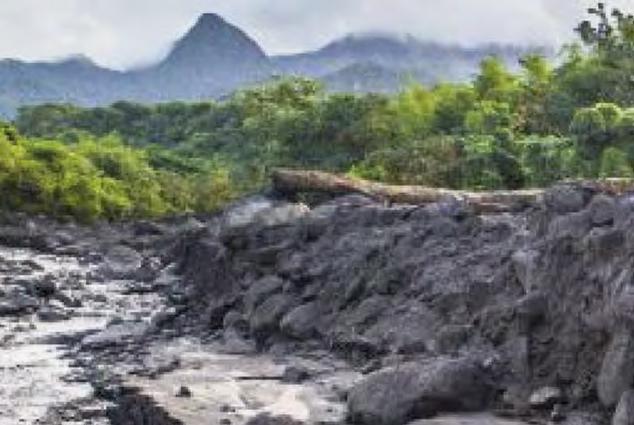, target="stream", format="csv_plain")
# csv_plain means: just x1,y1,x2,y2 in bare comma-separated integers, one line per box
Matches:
0,243,533,425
